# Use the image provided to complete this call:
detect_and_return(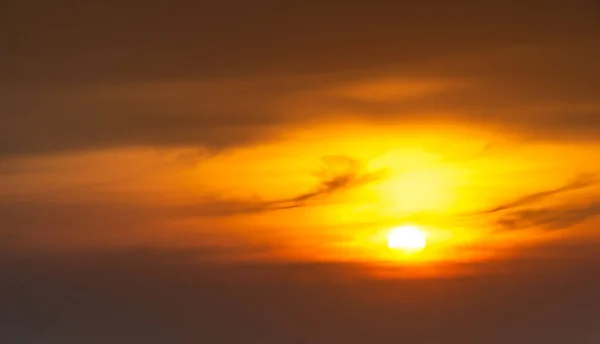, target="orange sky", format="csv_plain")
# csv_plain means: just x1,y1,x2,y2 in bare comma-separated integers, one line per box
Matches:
4,2,600,342
3,74,600,277
3,1,600,280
